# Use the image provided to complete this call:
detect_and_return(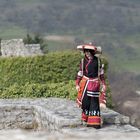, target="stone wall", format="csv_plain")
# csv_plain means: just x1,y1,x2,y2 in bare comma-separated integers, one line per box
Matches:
0,98,138,131
0,98,139,140
0,105,35,129
1,39,43,57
